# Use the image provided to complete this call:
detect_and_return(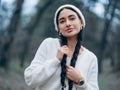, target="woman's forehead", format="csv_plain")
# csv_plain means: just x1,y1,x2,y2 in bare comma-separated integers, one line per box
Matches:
58,8,78,19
